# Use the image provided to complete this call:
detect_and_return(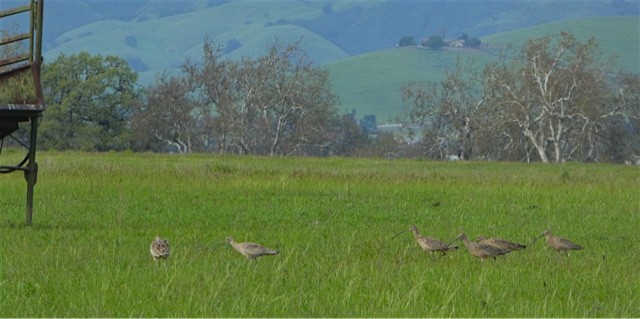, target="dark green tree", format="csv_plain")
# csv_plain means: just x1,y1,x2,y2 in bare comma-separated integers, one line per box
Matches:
422,36,445,50
40,52,139,151
332,113,370,156
398,36,416,47
464,37,481,48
